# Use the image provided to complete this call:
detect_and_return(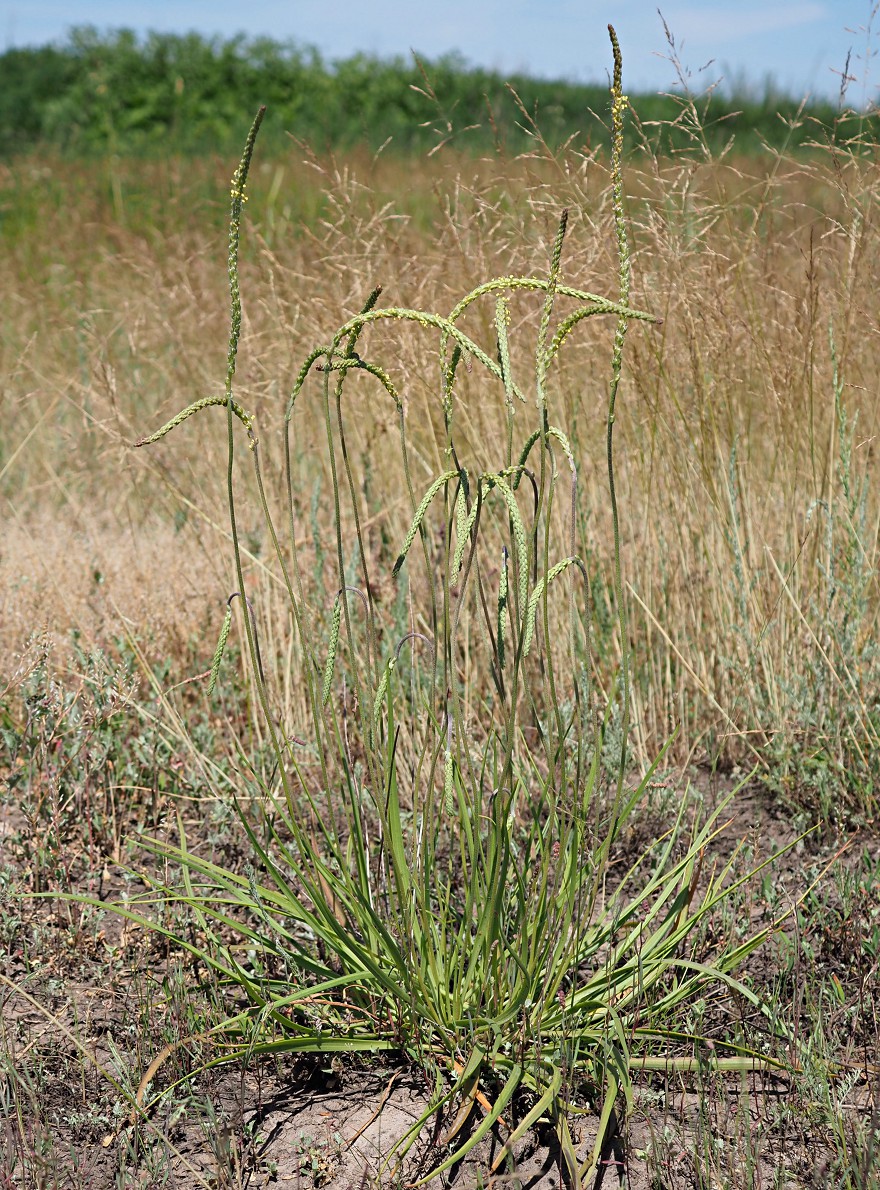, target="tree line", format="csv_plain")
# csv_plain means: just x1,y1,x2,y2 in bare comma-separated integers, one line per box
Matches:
0,27,860,159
